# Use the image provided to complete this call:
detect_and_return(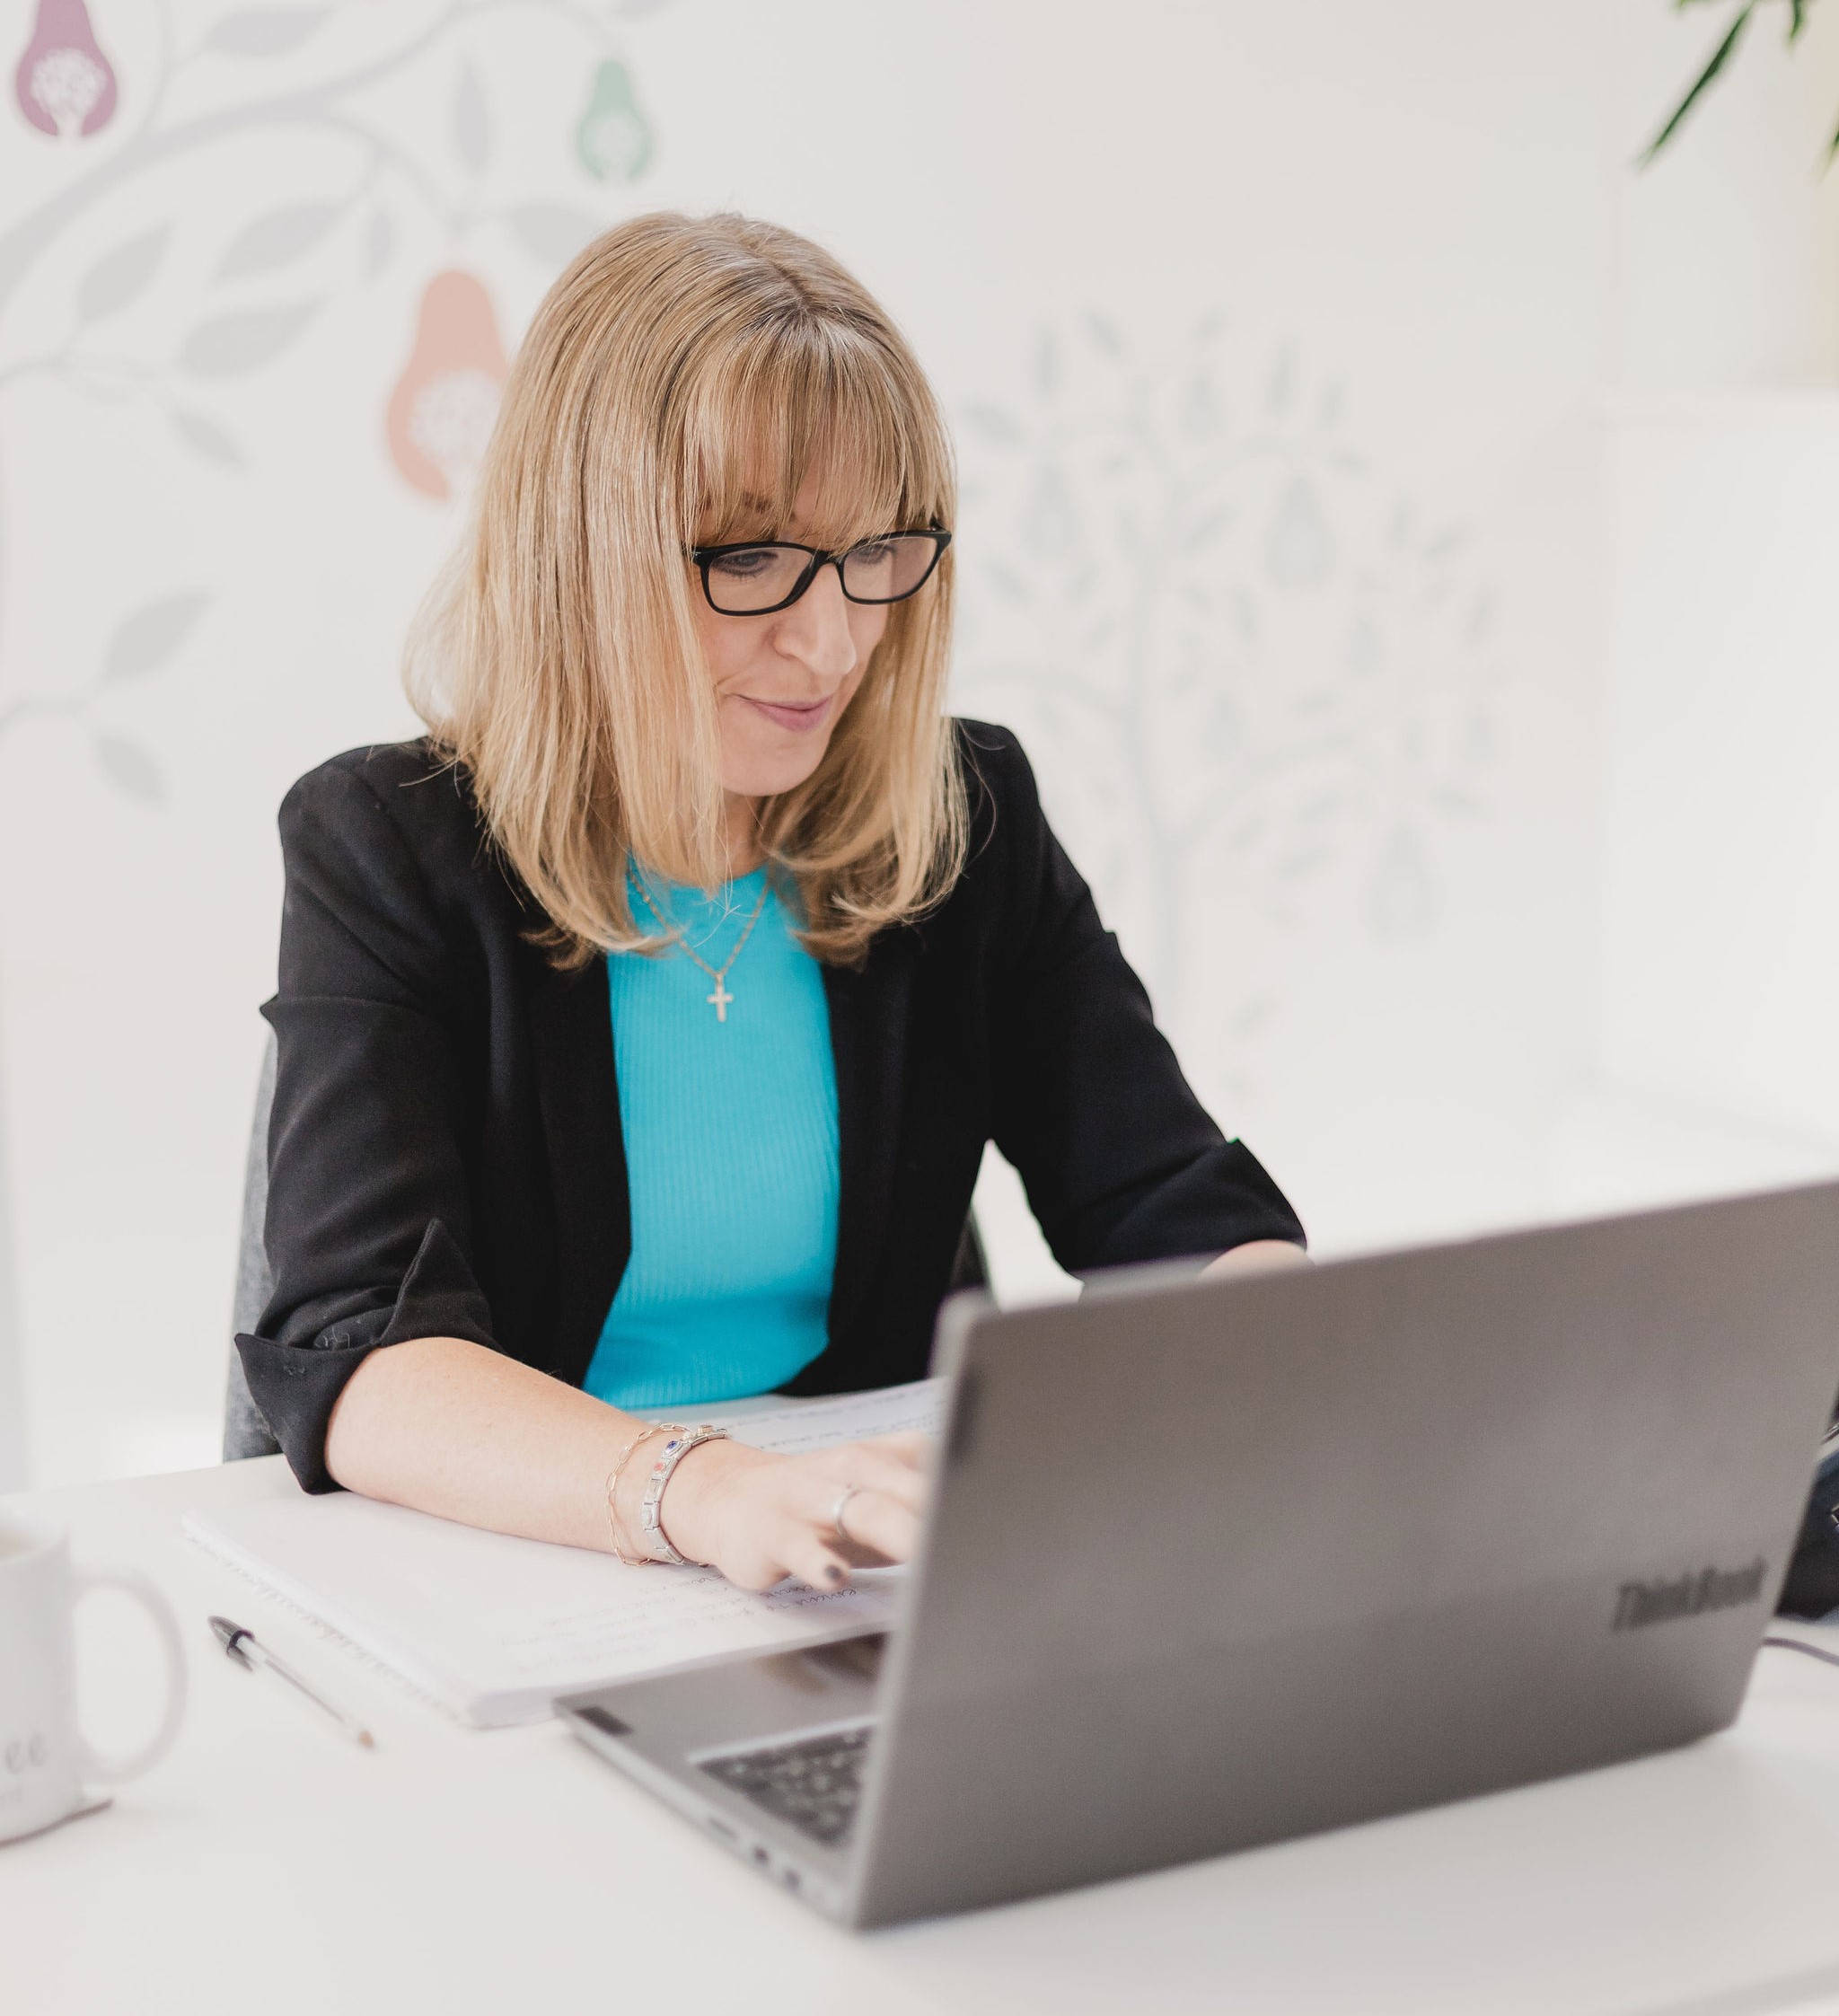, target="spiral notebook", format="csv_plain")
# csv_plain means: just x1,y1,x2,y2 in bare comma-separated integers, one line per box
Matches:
182,1380,944,1728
